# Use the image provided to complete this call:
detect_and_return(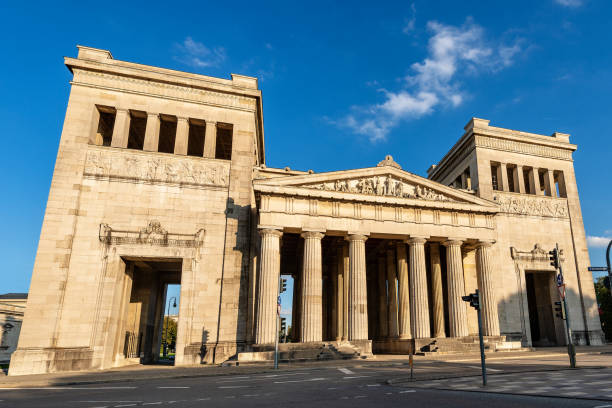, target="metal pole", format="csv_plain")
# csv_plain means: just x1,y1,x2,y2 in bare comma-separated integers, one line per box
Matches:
556,243,576,368
274,277,281,370
476,289,487,386
607,240,612,295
